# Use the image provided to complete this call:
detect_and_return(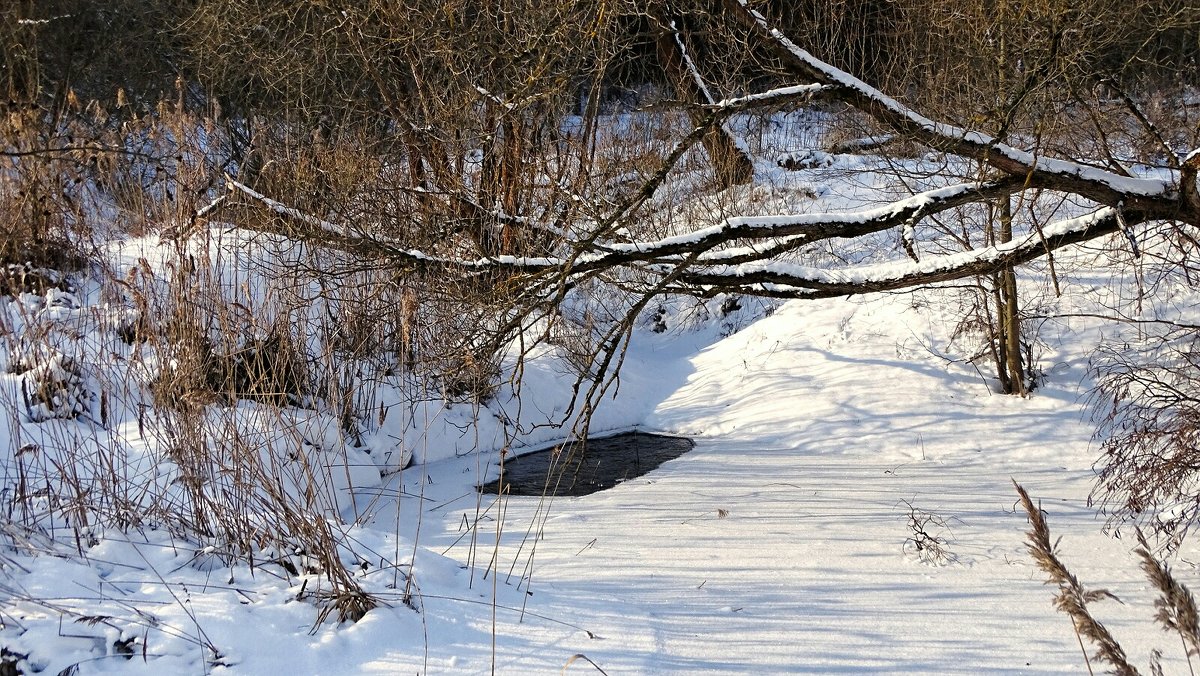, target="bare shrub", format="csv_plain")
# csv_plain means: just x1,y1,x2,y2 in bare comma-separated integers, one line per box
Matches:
899,499,956,565
416,301,505,405
150,314,310,411
1090,325,1200,549
548,311,605,381
0,109,94,271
